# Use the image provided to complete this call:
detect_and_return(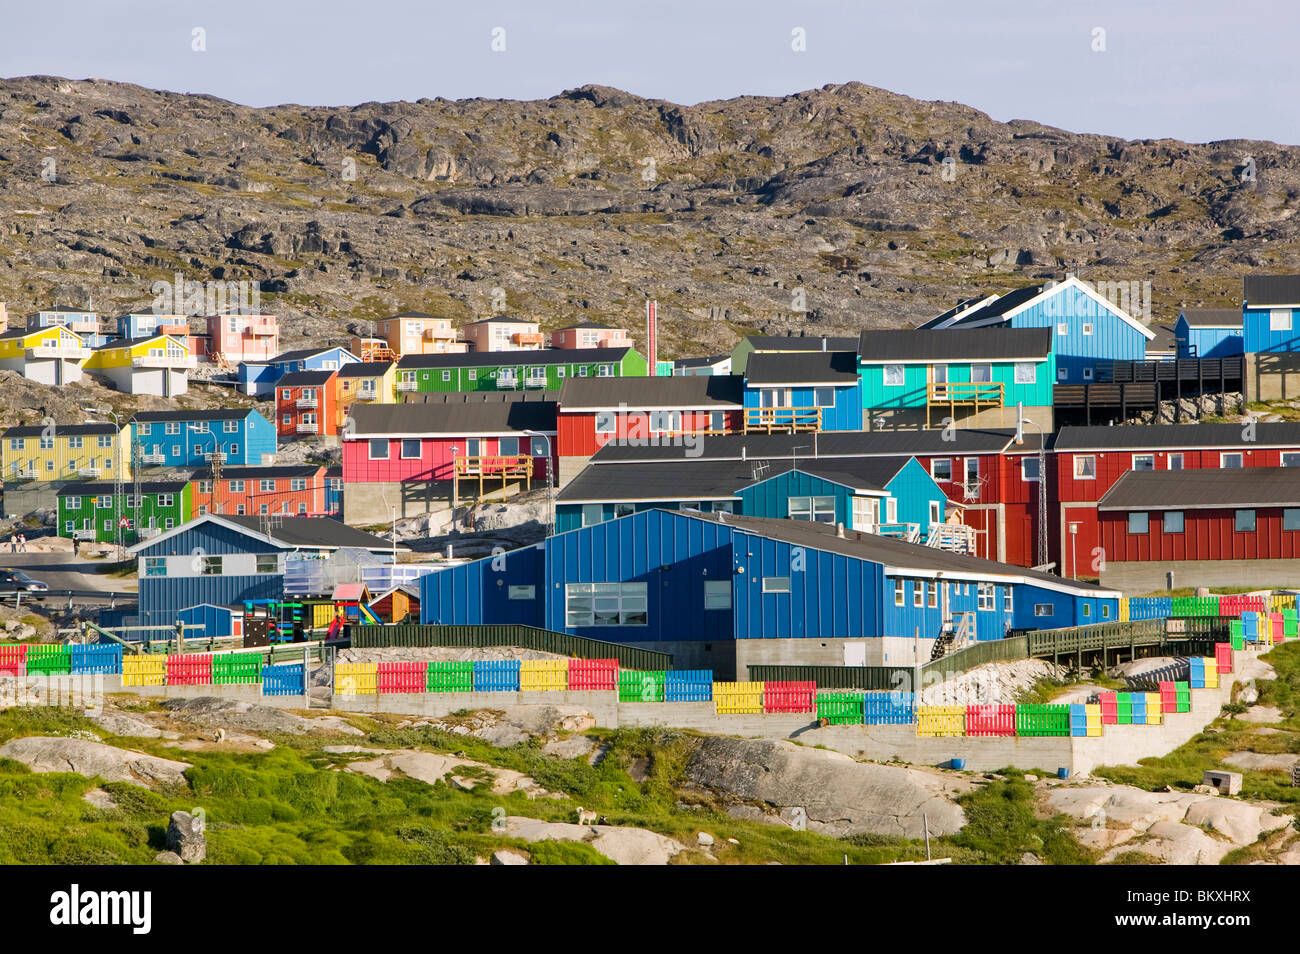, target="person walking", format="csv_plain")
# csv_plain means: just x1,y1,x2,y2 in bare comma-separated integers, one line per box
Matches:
17,534,26,553
7,536,14,554
73,536,81,557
